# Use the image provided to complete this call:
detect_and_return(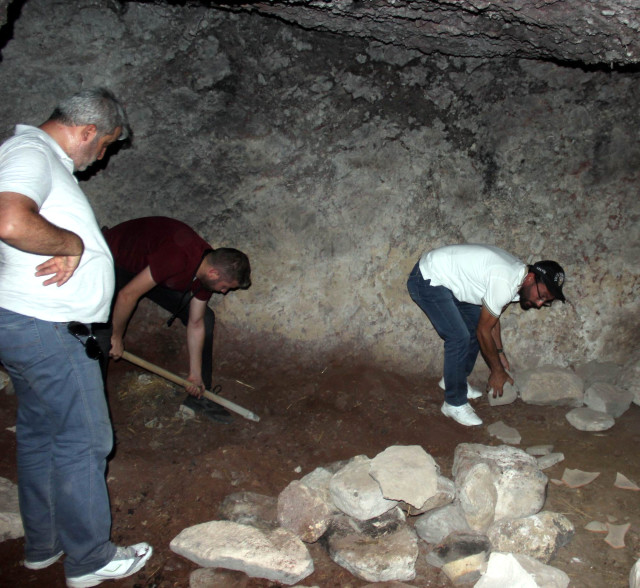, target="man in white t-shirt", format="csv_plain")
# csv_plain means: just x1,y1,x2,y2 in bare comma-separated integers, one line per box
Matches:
0,89,152,587
407,244,566,426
